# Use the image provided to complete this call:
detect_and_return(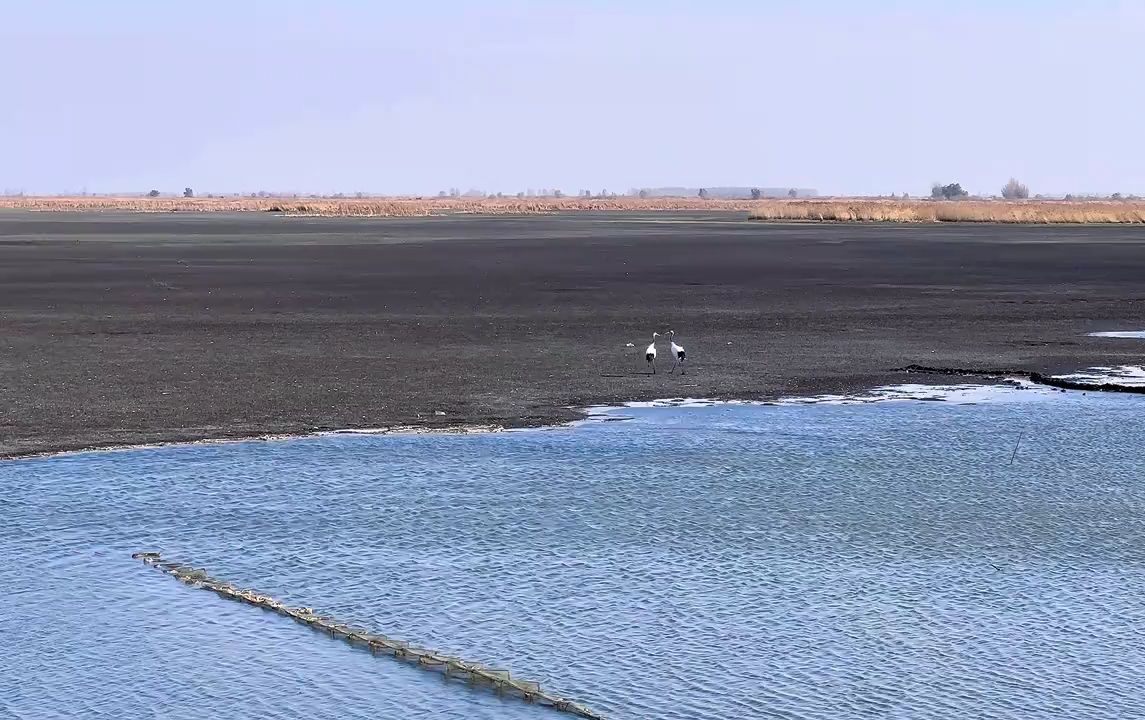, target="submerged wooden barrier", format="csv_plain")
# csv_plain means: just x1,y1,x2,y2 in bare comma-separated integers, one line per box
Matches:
132,552,604,719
